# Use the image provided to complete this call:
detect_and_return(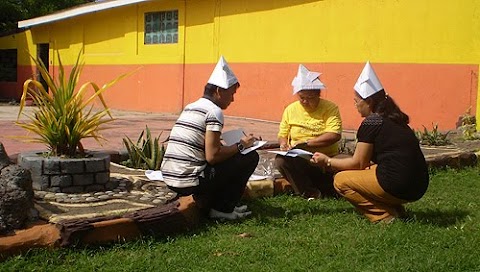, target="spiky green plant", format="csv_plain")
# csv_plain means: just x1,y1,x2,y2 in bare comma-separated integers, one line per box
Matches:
459,107,479,140
16,51,134,157
415,123,451,146
122,126,165,170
